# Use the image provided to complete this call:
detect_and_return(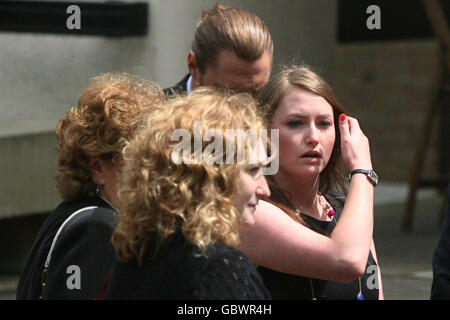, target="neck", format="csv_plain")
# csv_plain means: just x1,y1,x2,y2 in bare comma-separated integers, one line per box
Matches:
274,169,321,215
188,75,196,92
